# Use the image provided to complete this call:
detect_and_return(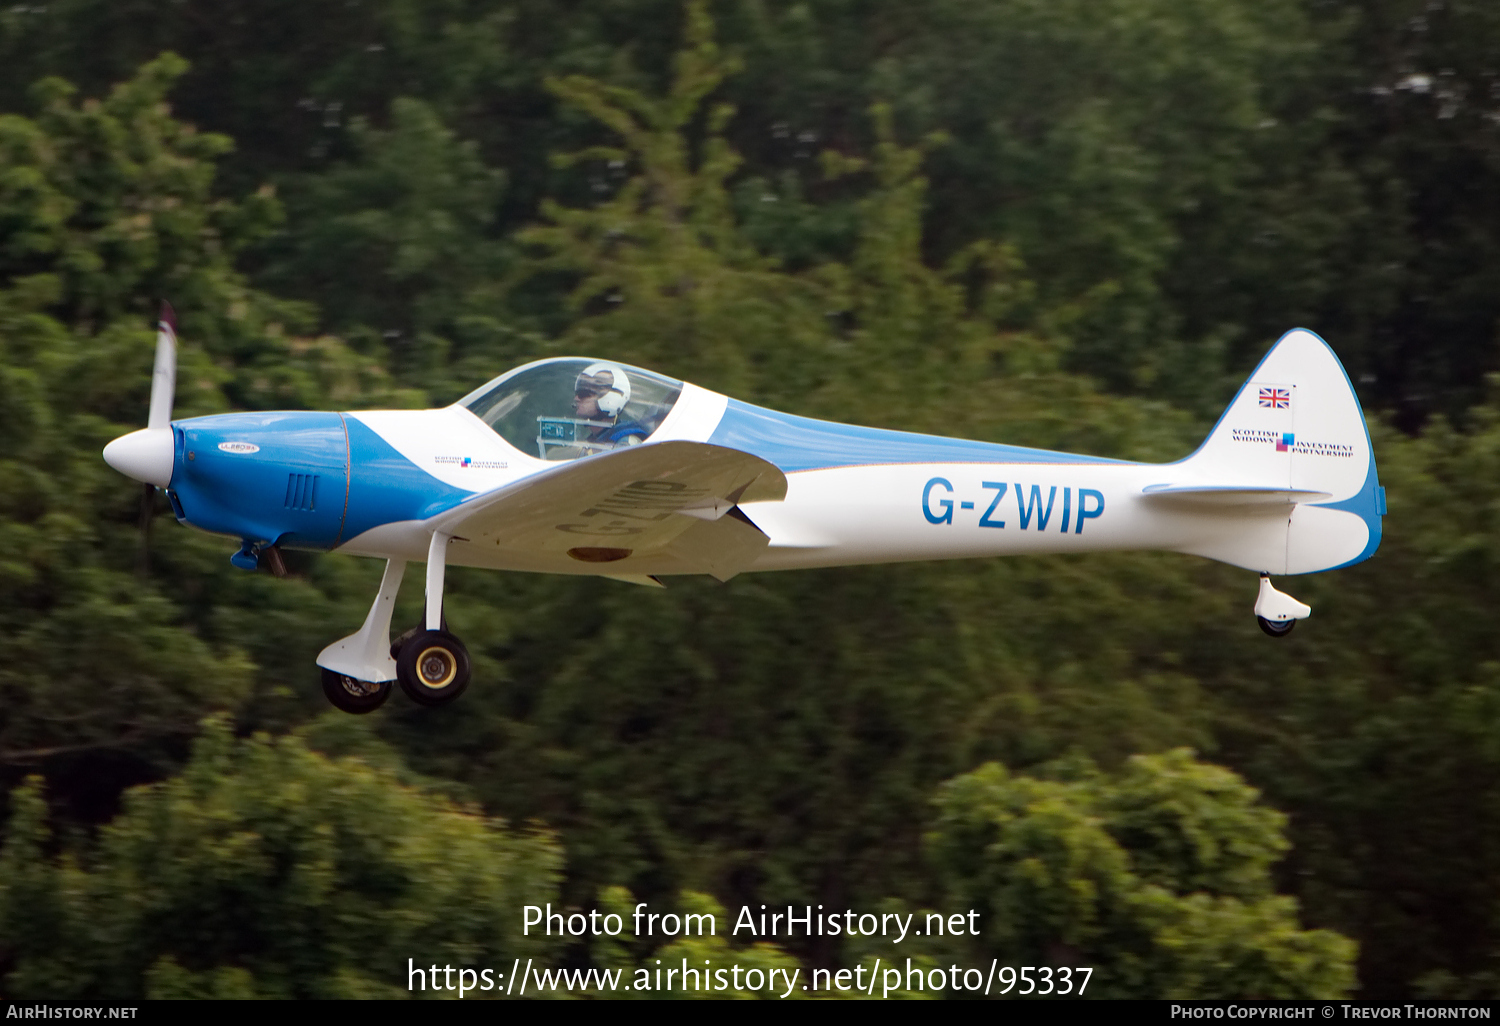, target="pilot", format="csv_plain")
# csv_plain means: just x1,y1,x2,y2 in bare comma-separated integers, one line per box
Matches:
572,363,649,447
